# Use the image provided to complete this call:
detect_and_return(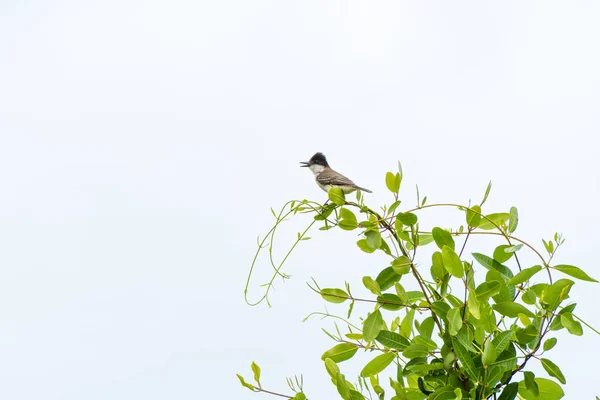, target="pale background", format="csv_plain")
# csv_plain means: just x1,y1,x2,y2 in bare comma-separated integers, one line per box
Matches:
1,1,599,399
